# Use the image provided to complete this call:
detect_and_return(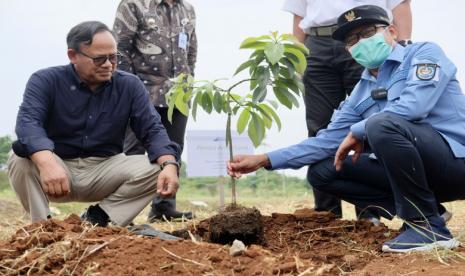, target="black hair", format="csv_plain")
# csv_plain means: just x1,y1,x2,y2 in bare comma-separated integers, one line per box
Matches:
66,21,115,51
